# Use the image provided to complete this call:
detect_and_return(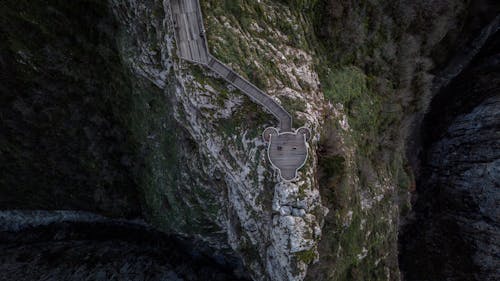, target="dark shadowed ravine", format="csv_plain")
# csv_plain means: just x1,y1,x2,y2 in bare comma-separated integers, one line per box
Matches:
0,211,250,281
399,18,500,281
